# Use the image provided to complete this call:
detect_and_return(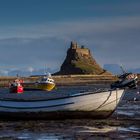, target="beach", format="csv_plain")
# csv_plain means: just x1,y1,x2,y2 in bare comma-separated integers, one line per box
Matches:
0,85,139,139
